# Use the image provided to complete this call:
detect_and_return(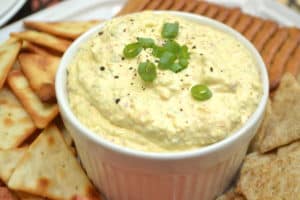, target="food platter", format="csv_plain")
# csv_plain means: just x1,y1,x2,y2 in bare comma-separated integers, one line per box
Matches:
0,0,300,200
